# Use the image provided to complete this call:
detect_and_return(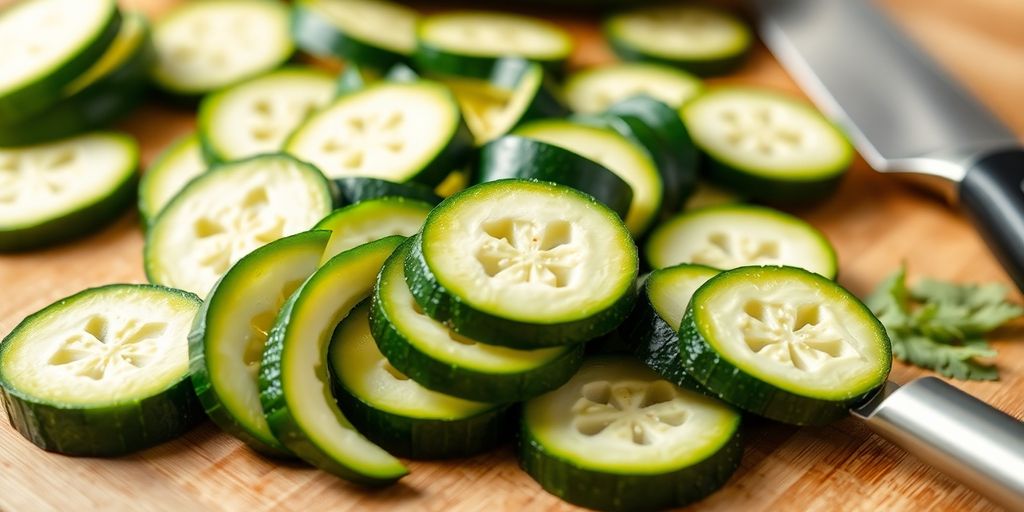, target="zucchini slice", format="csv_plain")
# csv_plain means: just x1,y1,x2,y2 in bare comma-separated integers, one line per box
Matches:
313,197,432,263
514,119,663,236
521,356,742,512
0,284,203,456
681,87,853,202
285,80,473,184
565,63,703,114
406,179,638,348
371,241,584,403
259,236,408,485
476,135,633,220
0,11,152,147
137,133,207,226
630,264,719,391
144,153,333,298
292,0,418,68
189,230,330,456
150,0,293,96
334,177,441,207
332,301,514,459
645,204,838,278
605,6,751,76
198,67,336,163
0,0,121,124
681,266,892,425
0,132,137,252
416,11,573,78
